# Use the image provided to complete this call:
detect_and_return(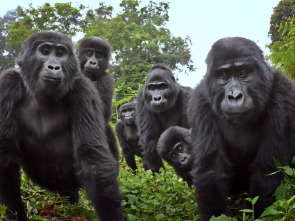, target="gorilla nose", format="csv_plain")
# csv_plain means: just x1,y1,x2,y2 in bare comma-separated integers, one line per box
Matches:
48,64,61,71
154,96,162,102
90,61,97,65
227,90,243,104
